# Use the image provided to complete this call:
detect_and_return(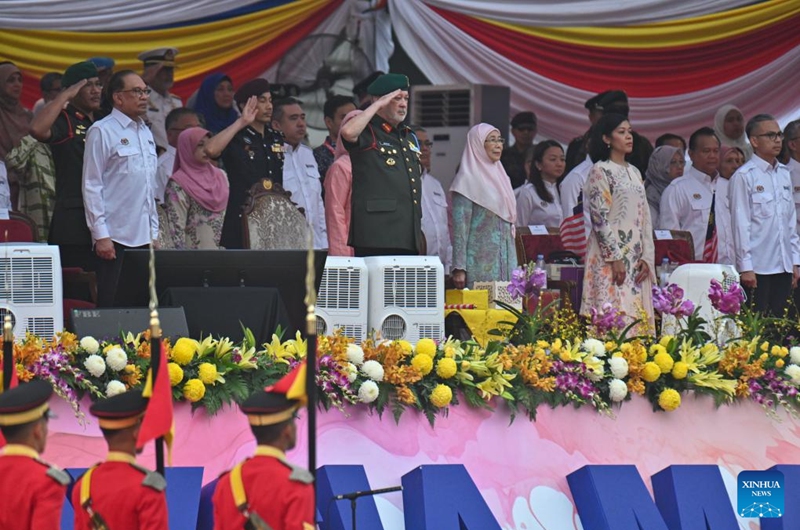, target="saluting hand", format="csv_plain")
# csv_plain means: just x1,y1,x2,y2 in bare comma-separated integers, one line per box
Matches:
375,89,403,109
61,79,88,100
240,96,258,126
